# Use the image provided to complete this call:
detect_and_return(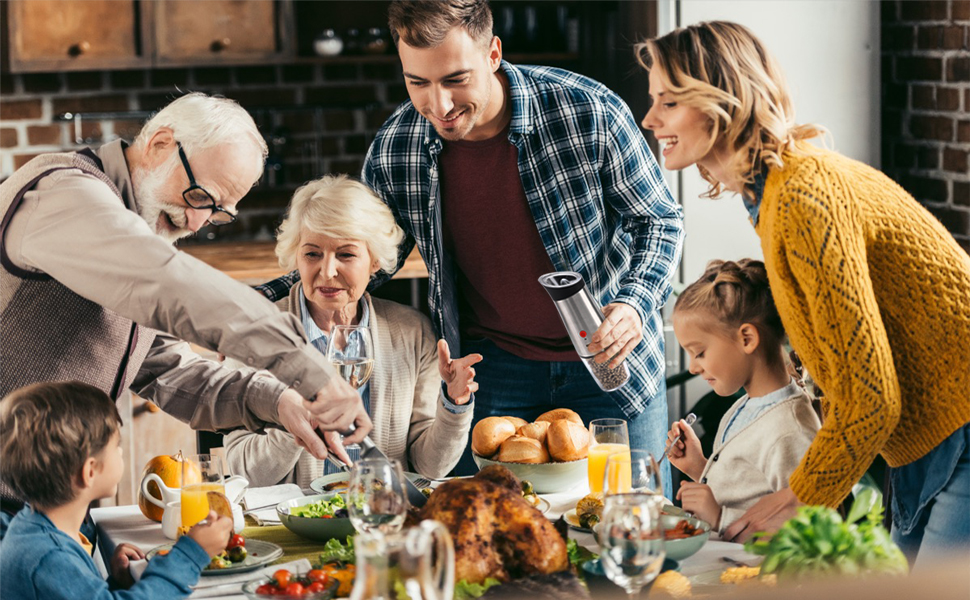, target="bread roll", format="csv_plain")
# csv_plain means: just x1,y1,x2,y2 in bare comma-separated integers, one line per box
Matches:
536,408,584,427
472,417,517,457
516,421,551,445
496,435,549,464
547,419,590,462
501,416,529,430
